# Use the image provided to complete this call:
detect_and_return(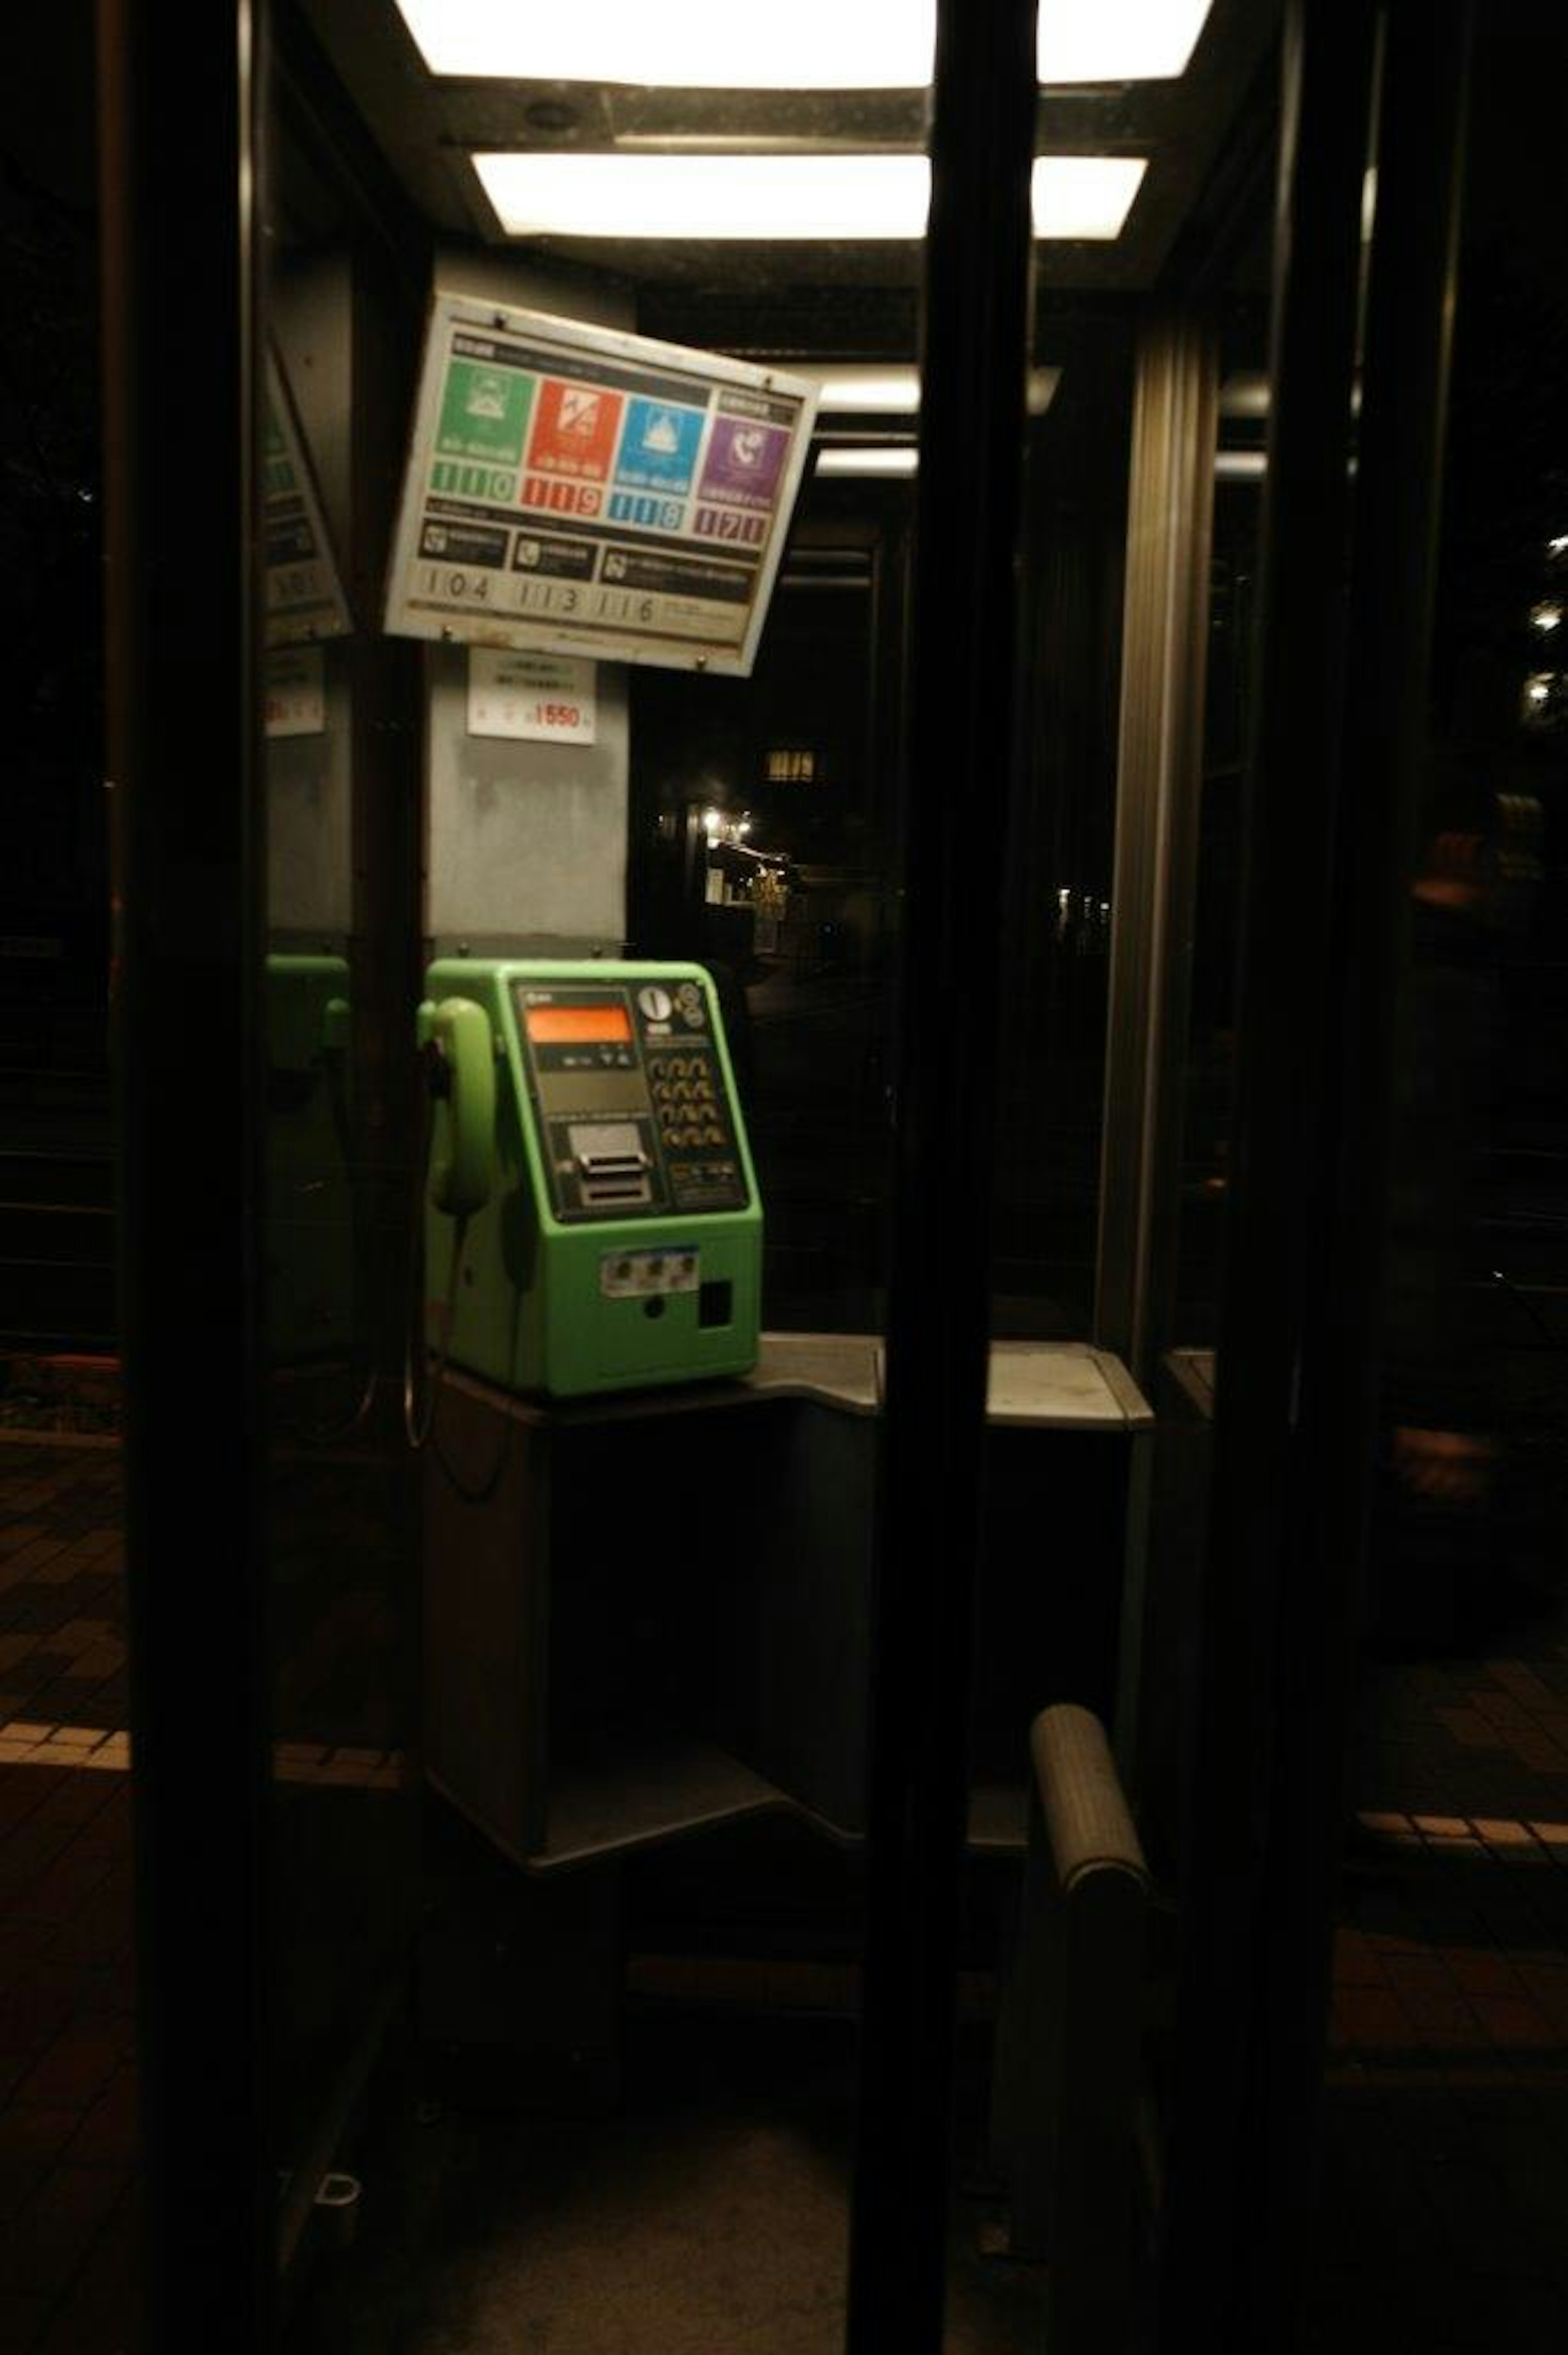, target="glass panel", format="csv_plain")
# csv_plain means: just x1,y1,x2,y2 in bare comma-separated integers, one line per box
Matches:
258,44,425,2277
955,8,1285,2347
627,501,906,1329
1319,16,1568,2347
991,328,1130,1340
628,486,906,1330
266,9,942,2350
